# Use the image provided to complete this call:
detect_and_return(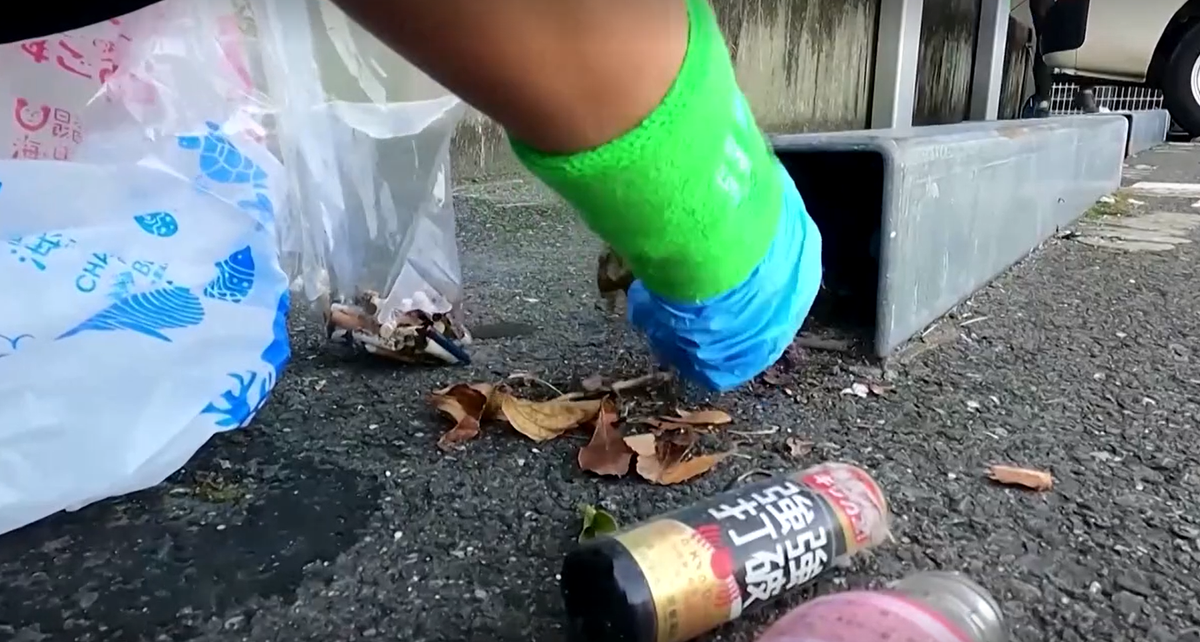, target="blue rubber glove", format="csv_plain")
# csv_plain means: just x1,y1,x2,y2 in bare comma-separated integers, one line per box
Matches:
626,163,823,391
